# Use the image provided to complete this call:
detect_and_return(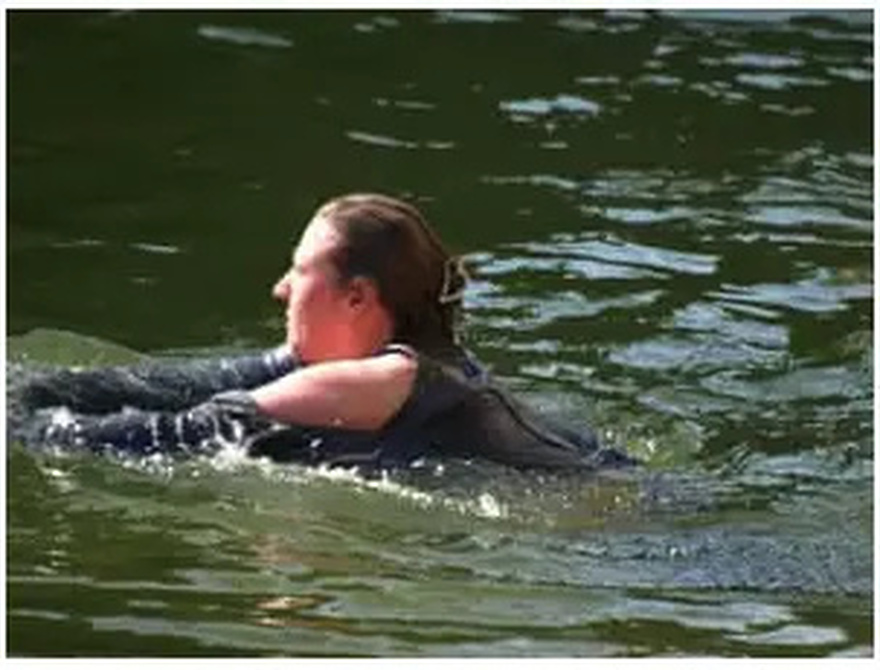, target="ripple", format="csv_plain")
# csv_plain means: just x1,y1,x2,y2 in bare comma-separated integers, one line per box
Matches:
743,174,865,202
806,26,873,45
674,302,789,350
690,81,749,103
374,97,436,112
724,52,804,69
738,155,872,231
50,238,106,249
9,608,70,622
508,238,719,277
346,130,418,150
746,205,869,230
731,623,848,647
434,10,518,24
555,15,600,33
602,596,792,635
477,254,662,281
345,129,453,151
844,152,872,169
736,73,827,90
473,286,664,332
582,169,726,202
825,66,873,82
500,94,602,118
575,75,621,86
130,242,181,255
603,206,696,226
760,103,815,117
482,173,579,192
609,336,783,374
353,16,400,33
710,278,871,314
702,365,869,403
636,74,684,89
529,290,664,328
196,24,293,49
661,10,773,24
